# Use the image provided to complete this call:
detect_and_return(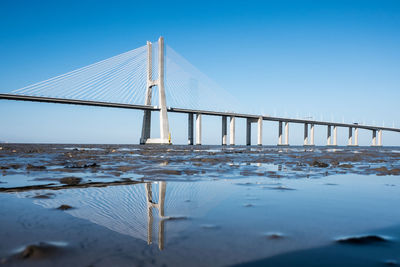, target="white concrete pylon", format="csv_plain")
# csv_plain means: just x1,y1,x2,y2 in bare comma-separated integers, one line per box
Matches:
140,36,170,145
196,113,202,145
285,122,289,145
246,118,252,146
188,113,194,145
278,121,283,145
378,129,382,146
372,130,377,146
304,123,308,146
333,126,338,146
354,128,359,146
222,116,227,145
348,127,353,146
310,124,315,145
327,125,332,146
257,116,262,146
230,116,235,145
